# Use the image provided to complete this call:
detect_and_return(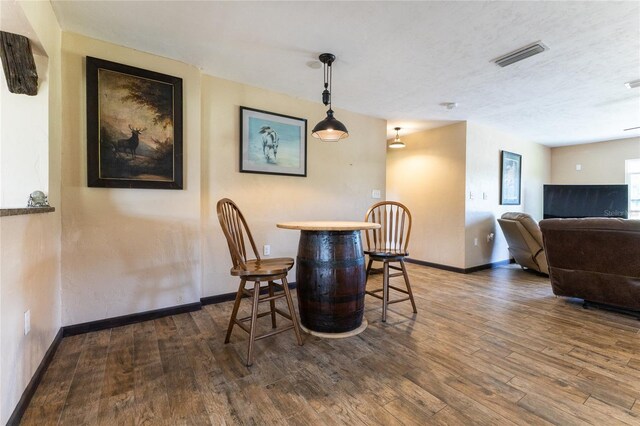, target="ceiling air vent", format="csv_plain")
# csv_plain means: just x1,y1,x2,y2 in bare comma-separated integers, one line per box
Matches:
493,41,548,67
625,79,640,89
